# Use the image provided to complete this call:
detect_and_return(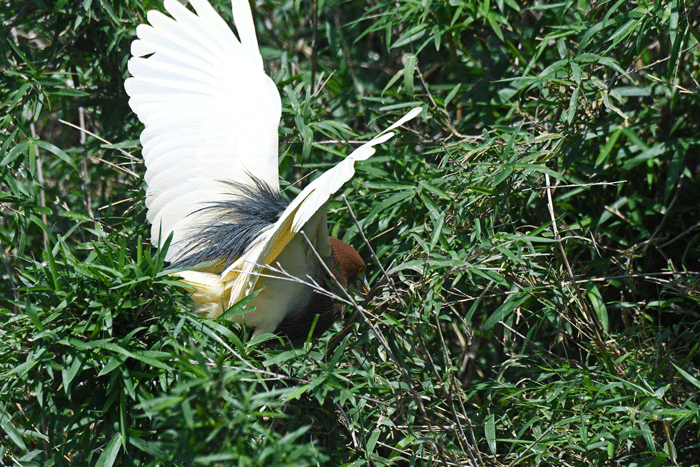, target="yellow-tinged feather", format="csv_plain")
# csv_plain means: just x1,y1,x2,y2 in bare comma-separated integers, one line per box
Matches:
263,214,296,267
178,270,230,318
